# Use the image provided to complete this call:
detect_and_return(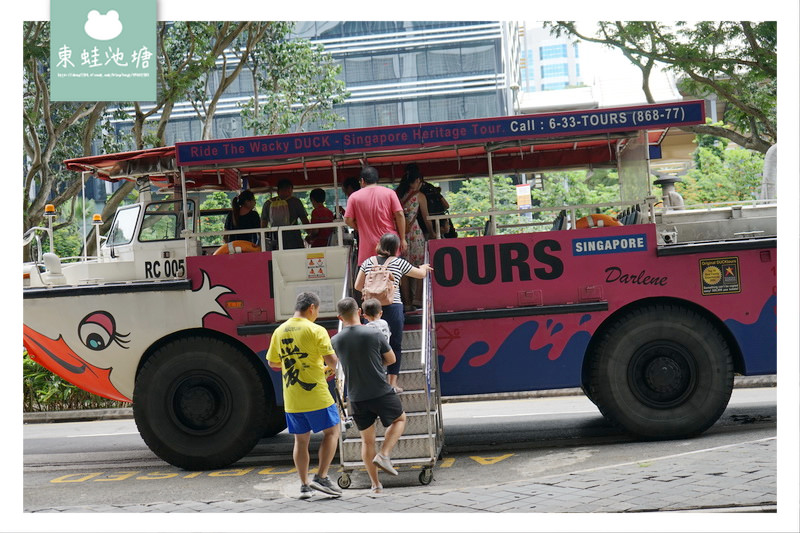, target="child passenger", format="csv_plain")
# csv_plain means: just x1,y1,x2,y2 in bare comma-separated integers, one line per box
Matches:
306,188,334,247
362,298,391,344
